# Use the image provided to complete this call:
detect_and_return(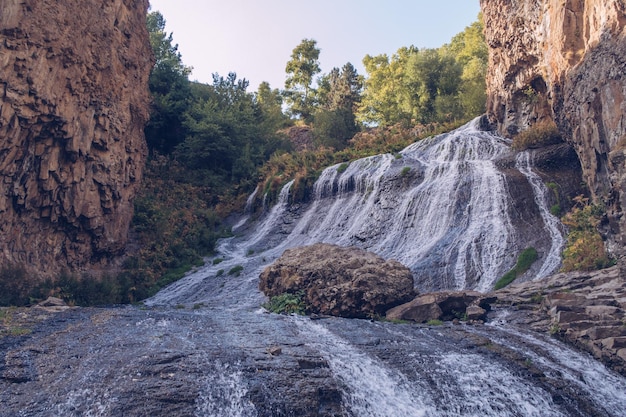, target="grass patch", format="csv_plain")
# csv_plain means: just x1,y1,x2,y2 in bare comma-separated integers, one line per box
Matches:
212,258,224,265
216,269,224,277
228,265,244,277
494,247,538,290
512,119,562,151
336,162,349,174
262,292,306,315
427,319,444,326
400,166,411,177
